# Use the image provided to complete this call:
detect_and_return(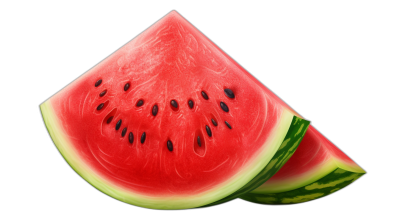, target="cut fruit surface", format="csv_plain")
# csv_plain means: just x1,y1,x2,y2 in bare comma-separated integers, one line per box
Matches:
41,11,309,209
